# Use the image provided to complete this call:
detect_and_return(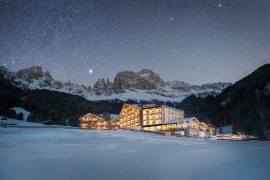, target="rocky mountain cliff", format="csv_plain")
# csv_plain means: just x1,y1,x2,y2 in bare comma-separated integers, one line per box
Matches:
0,66,231,102
0,66,89,97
